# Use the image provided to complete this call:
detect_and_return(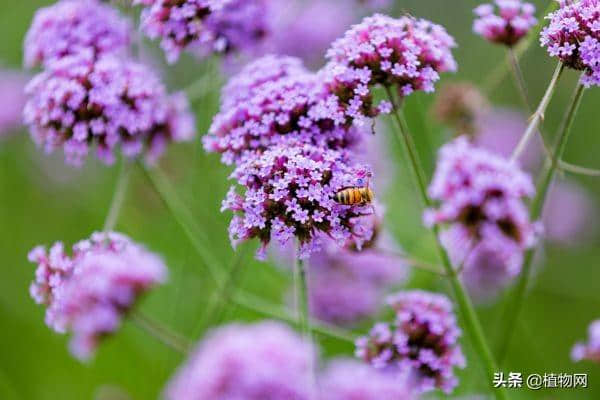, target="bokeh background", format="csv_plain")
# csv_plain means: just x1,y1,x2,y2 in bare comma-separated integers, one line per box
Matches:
1,0,599,399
